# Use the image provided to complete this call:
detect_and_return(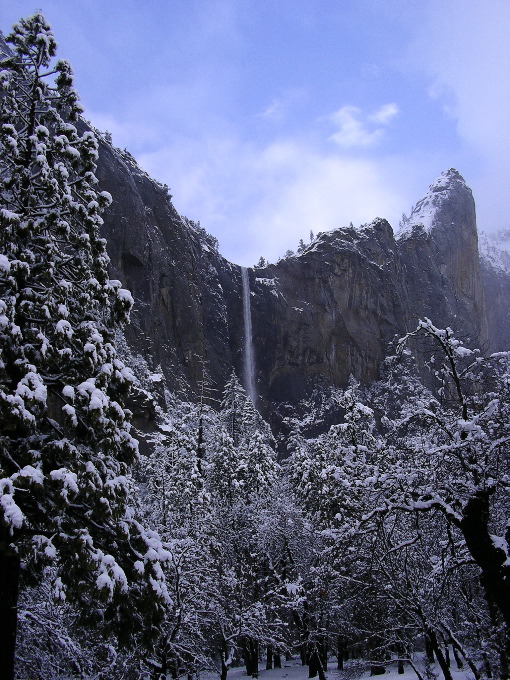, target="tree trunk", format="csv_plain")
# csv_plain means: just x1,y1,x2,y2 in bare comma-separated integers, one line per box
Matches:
452,645,463,670
308,640,327,680
266,645,273,670
396,642,405,674
427,629,453,680
274,652,282,669
243,638,259,678
337,636,344,671
461,489,510,658
300,644,307,666
0,532,20,680
221,651,229,680
308,650,319,679
424,633,435,665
